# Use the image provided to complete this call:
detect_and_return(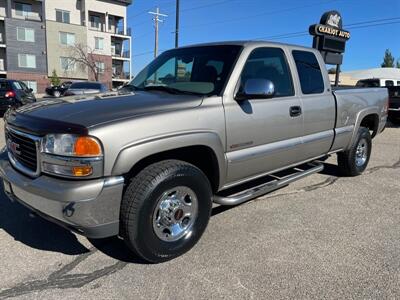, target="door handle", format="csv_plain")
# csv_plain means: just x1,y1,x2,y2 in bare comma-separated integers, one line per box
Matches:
289,106,302,117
